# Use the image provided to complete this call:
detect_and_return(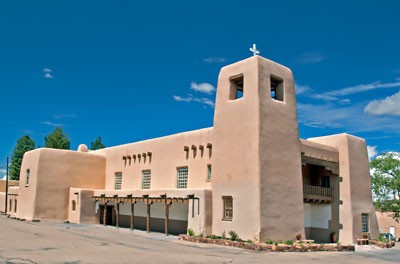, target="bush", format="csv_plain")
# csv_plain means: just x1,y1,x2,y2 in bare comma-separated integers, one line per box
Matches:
267,240,275,245
187,228,195,236
222,231,226,239
285,240,294,245
296,233,302,240
229,230,238,241
246,239,253,244
378,234,389,243
208,235,222,239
